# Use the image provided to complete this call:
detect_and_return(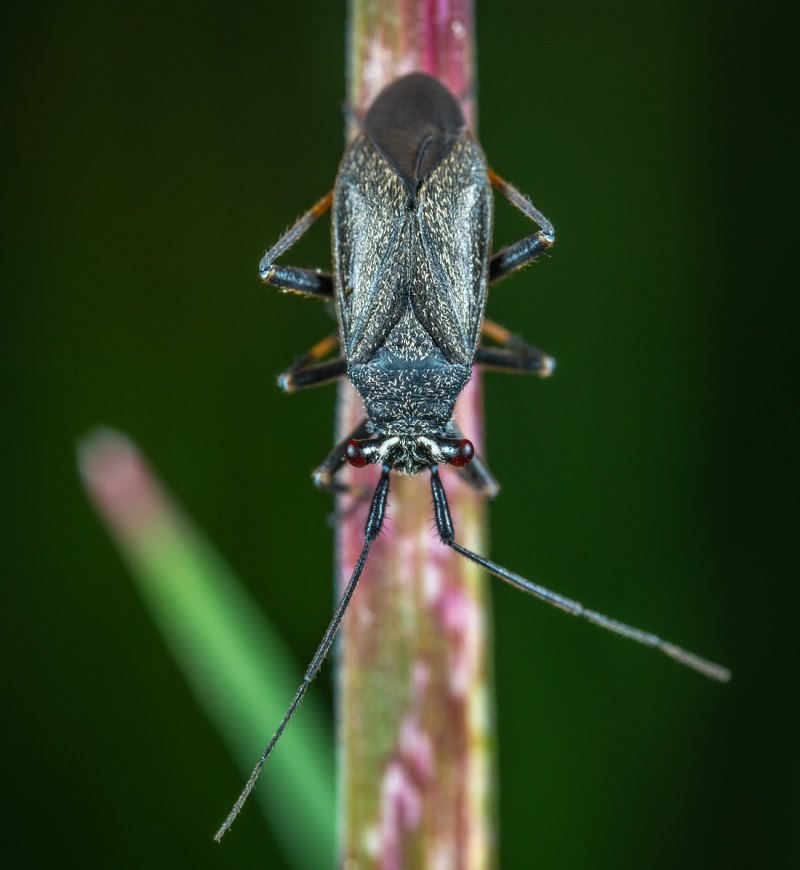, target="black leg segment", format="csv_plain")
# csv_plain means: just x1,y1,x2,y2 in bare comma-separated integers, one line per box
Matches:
445,421,500,499
312,419,372,493
476,318,555,377
259,191,334,299
475,346,554,377
488,169,555,285
278,332,346,392
263,266,333,299
278,358,346,392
